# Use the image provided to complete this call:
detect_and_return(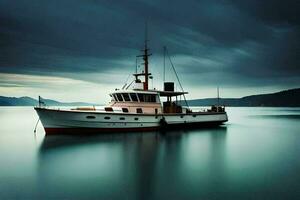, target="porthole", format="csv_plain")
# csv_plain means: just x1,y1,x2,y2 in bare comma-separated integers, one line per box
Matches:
86,116,96,119
134,117,139,121
193,115,196,117
120,117,125,120
104,116,111,120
